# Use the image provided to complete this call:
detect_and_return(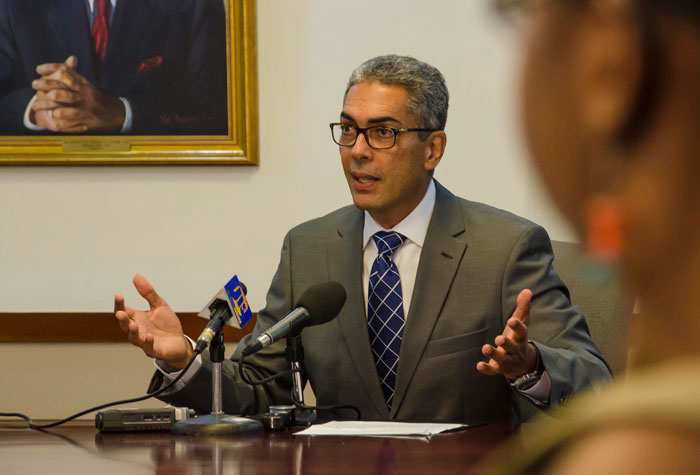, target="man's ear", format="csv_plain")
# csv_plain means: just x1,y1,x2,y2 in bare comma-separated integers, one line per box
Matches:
573,1,646,143
424,131,446,172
